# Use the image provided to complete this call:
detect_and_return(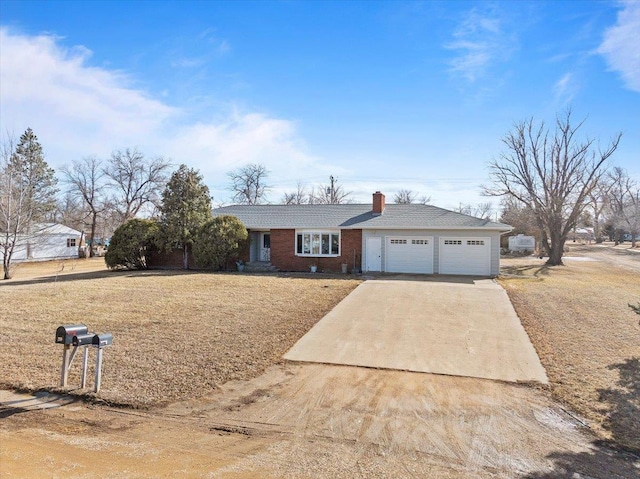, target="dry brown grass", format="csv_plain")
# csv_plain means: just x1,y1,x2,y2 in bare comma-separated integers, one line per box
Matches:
499,255,640,452
0,259,360,407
